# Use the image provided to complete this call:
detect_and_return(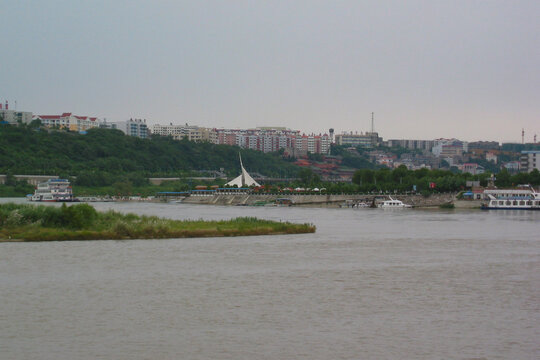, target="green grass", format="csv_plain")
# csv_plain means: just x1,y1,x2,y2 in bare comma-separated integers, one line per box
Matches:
0,203,315,241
